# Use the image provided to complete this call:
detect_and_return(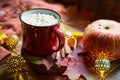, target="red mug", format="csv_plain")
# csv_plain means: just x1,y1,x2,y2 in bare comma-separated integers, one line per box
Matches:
20,8,65,57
